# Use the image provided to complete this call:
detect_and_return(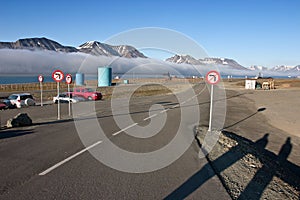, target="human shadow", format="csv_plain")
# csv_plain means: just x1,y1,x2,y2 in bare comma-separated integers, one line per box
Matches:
165,133,269,200
237,137,296,200
0,129,34,139
165,132,299,200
